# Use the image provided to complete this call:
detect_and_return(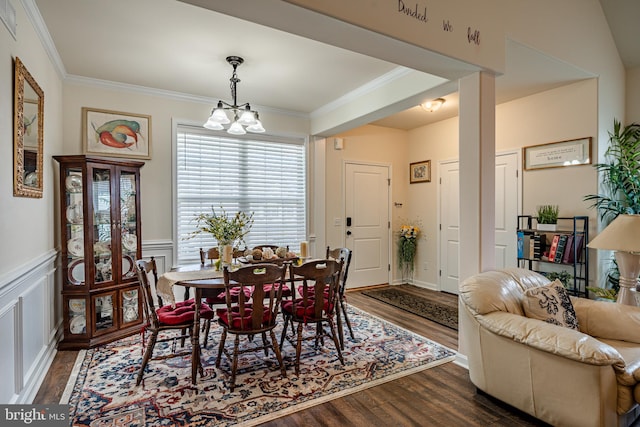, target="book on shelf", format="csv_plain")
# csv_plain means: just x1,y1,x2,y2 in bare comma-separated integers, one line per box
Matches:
548,234,560,262
561,234,575,264
554,234,569,263
533,233,546,260
517,231,524,258
572,234,585,263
